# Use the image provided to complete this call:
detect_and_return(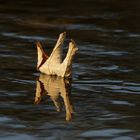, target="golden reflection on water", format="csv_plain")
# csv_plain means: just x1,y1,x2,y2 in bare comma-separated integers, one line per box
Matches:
35,74,74,121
